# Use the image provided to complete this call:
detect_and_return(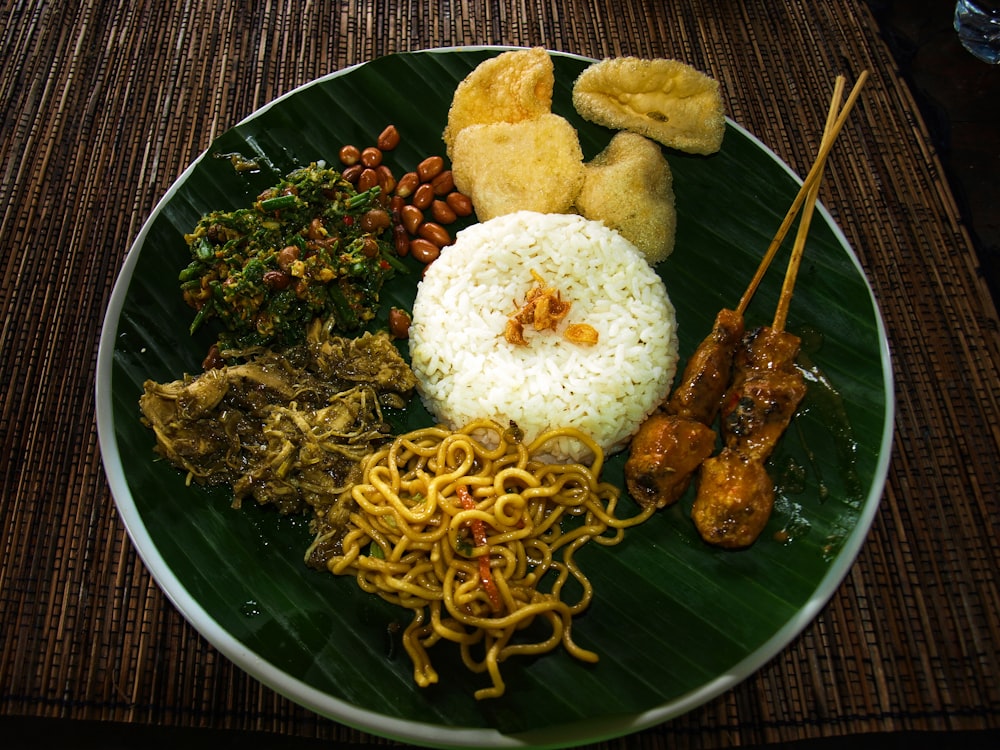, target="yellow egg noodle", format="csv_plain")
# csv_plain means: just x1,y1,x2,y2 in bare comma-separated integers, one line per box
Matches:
309,418,654,699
